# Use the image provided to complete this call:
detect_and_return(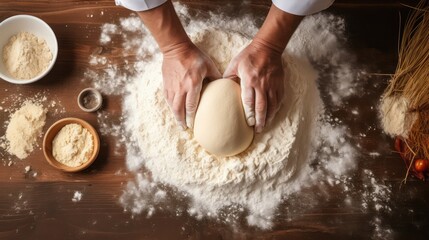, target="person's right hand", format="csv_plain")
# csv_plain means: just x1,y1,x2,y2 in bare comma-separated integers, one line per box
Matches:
162,42,221,129
136,1,221,130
